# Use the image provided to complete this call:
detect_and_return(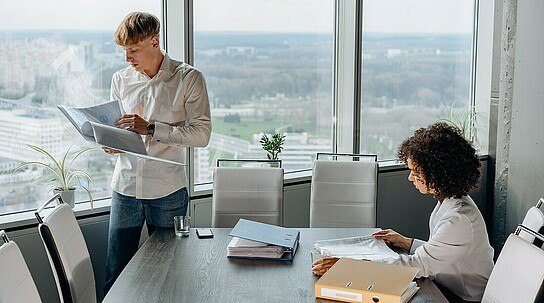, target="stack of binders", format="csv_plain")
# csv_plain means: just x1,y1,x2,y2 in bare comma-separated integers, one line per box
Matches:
226,219,300,261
